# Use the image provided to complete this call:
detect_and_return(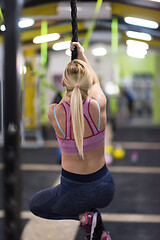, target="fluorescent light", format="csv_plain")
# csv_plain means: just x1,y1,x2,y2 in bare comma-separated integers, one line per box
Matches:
127,43,147,59
53,41,70,51
18,18,35,28
65,49,71,56
149,0,160,2
1,19,34,31
126,31,152,41
124,17,159,29
0,24,6,31
92,47,107,56
126,40,149,50
127,46,147,55
126,39,149,59
33,33,60,44
127,49,146,59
